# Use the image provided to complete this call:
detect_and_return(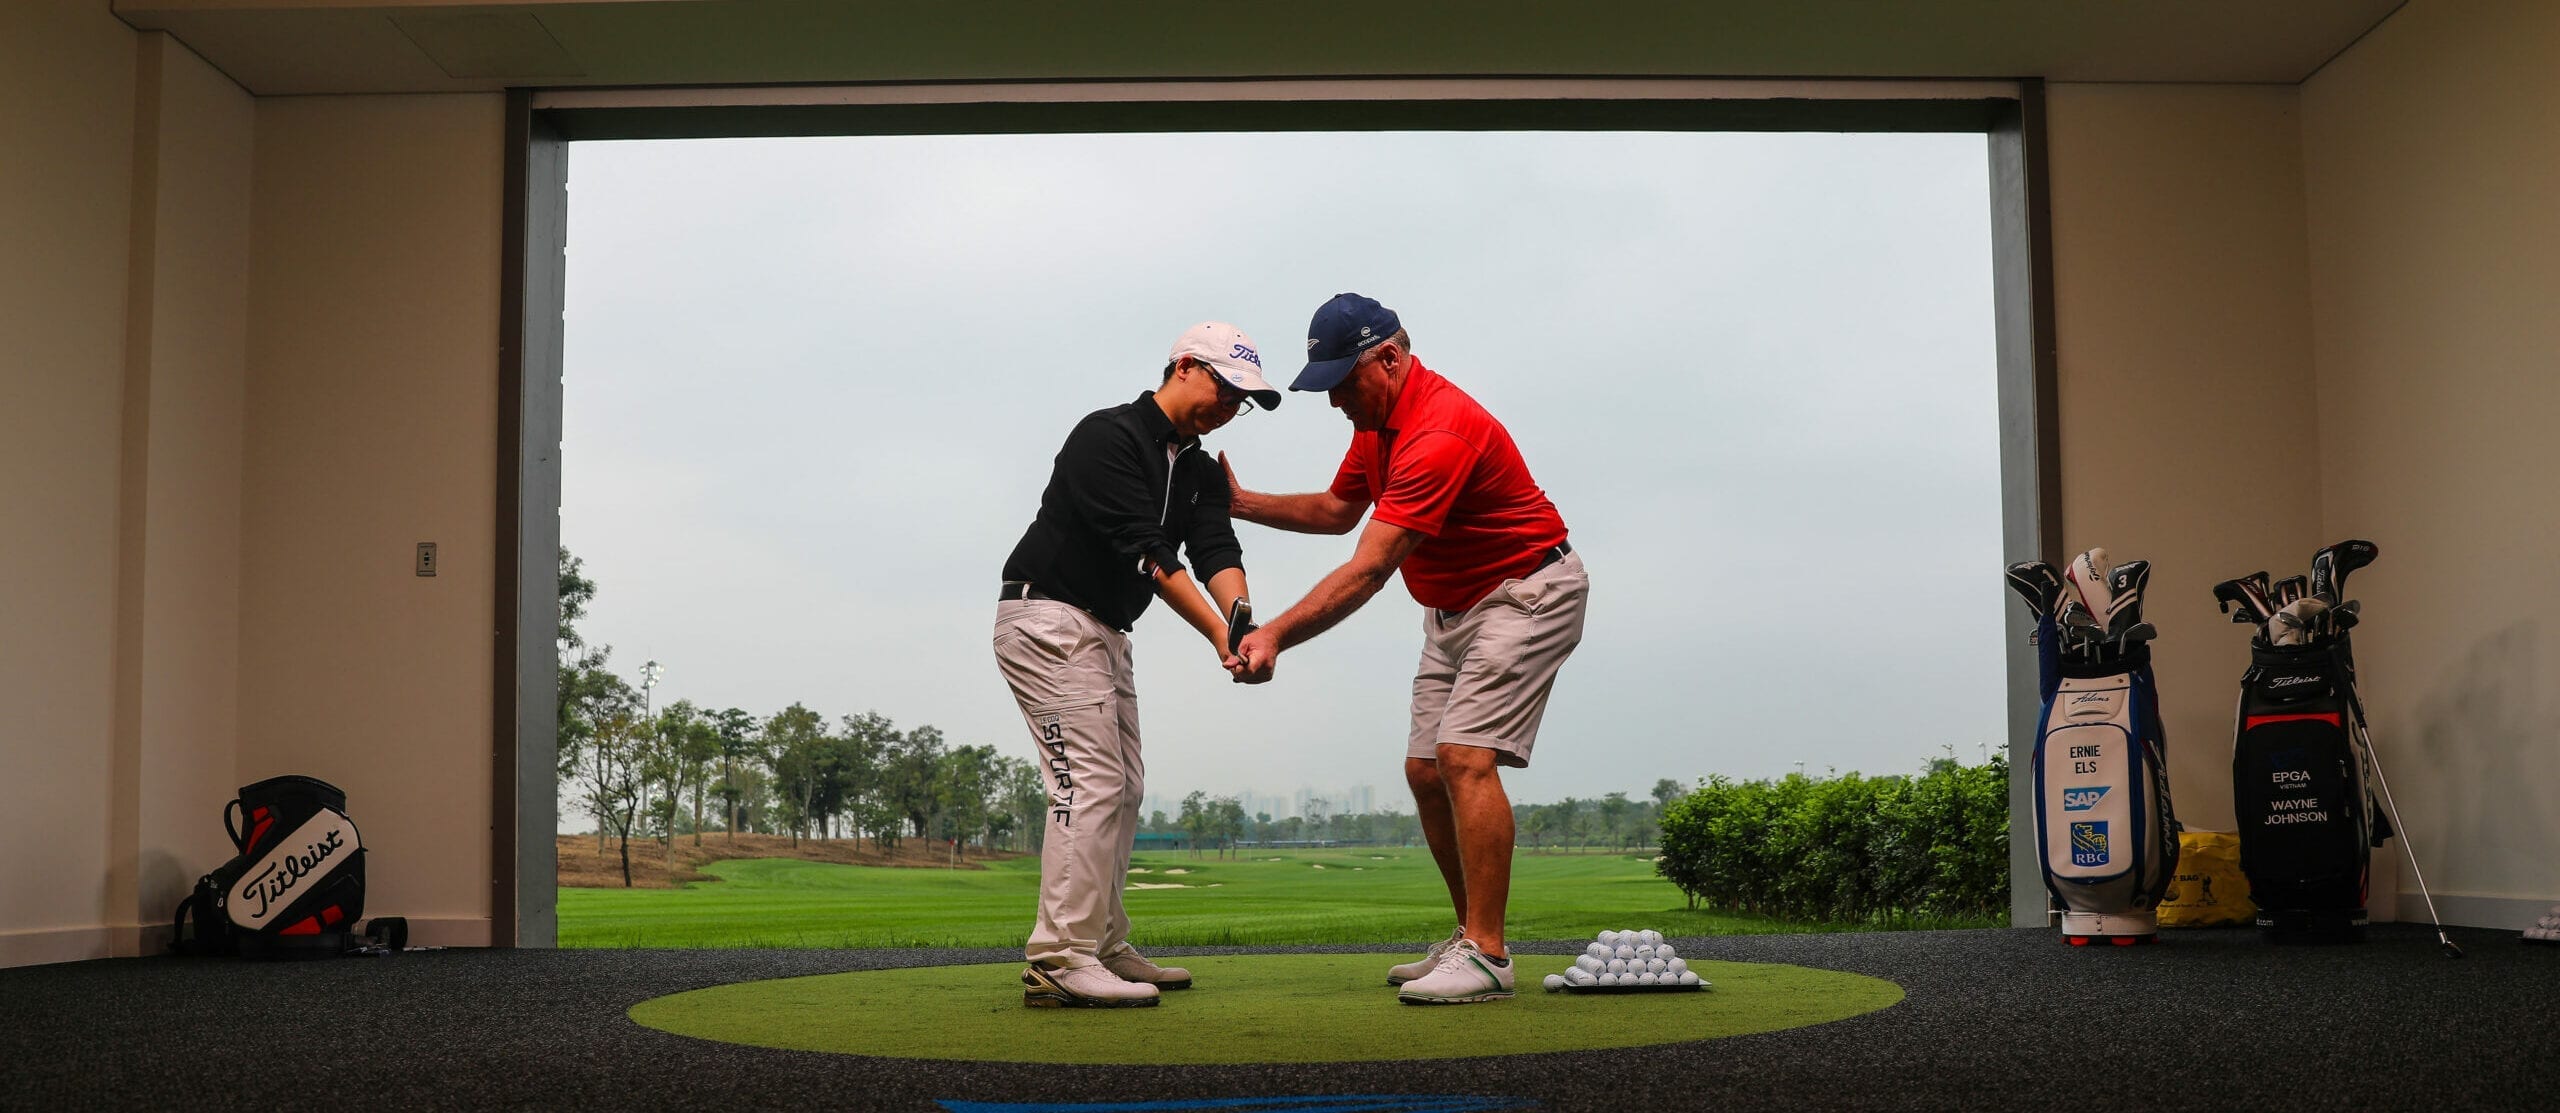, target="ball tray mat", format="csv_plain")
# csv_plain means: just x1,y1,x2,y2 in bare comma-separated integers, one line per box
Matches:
630,952,1900,1064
